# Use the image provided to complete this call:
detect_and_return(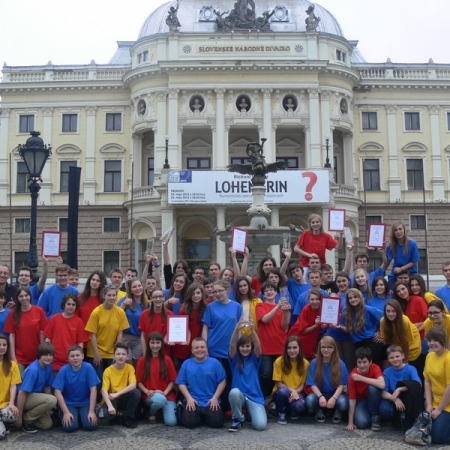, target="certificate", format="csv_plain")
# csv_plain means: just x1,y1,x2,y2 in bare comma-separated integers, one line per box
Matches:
168,315,188,344
231,227,248,254
41,231,62,257
328,209,345,231
160,226,175,244
368,223,386,248
146,238,155,255
320,297,341,325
